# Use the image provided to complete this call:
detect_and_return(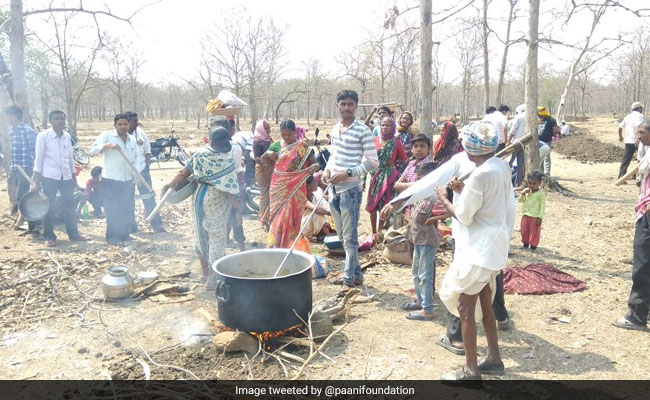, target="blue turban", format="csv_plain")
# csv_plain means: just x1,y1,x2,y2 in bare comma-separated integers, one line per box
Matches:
461,121,498,156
